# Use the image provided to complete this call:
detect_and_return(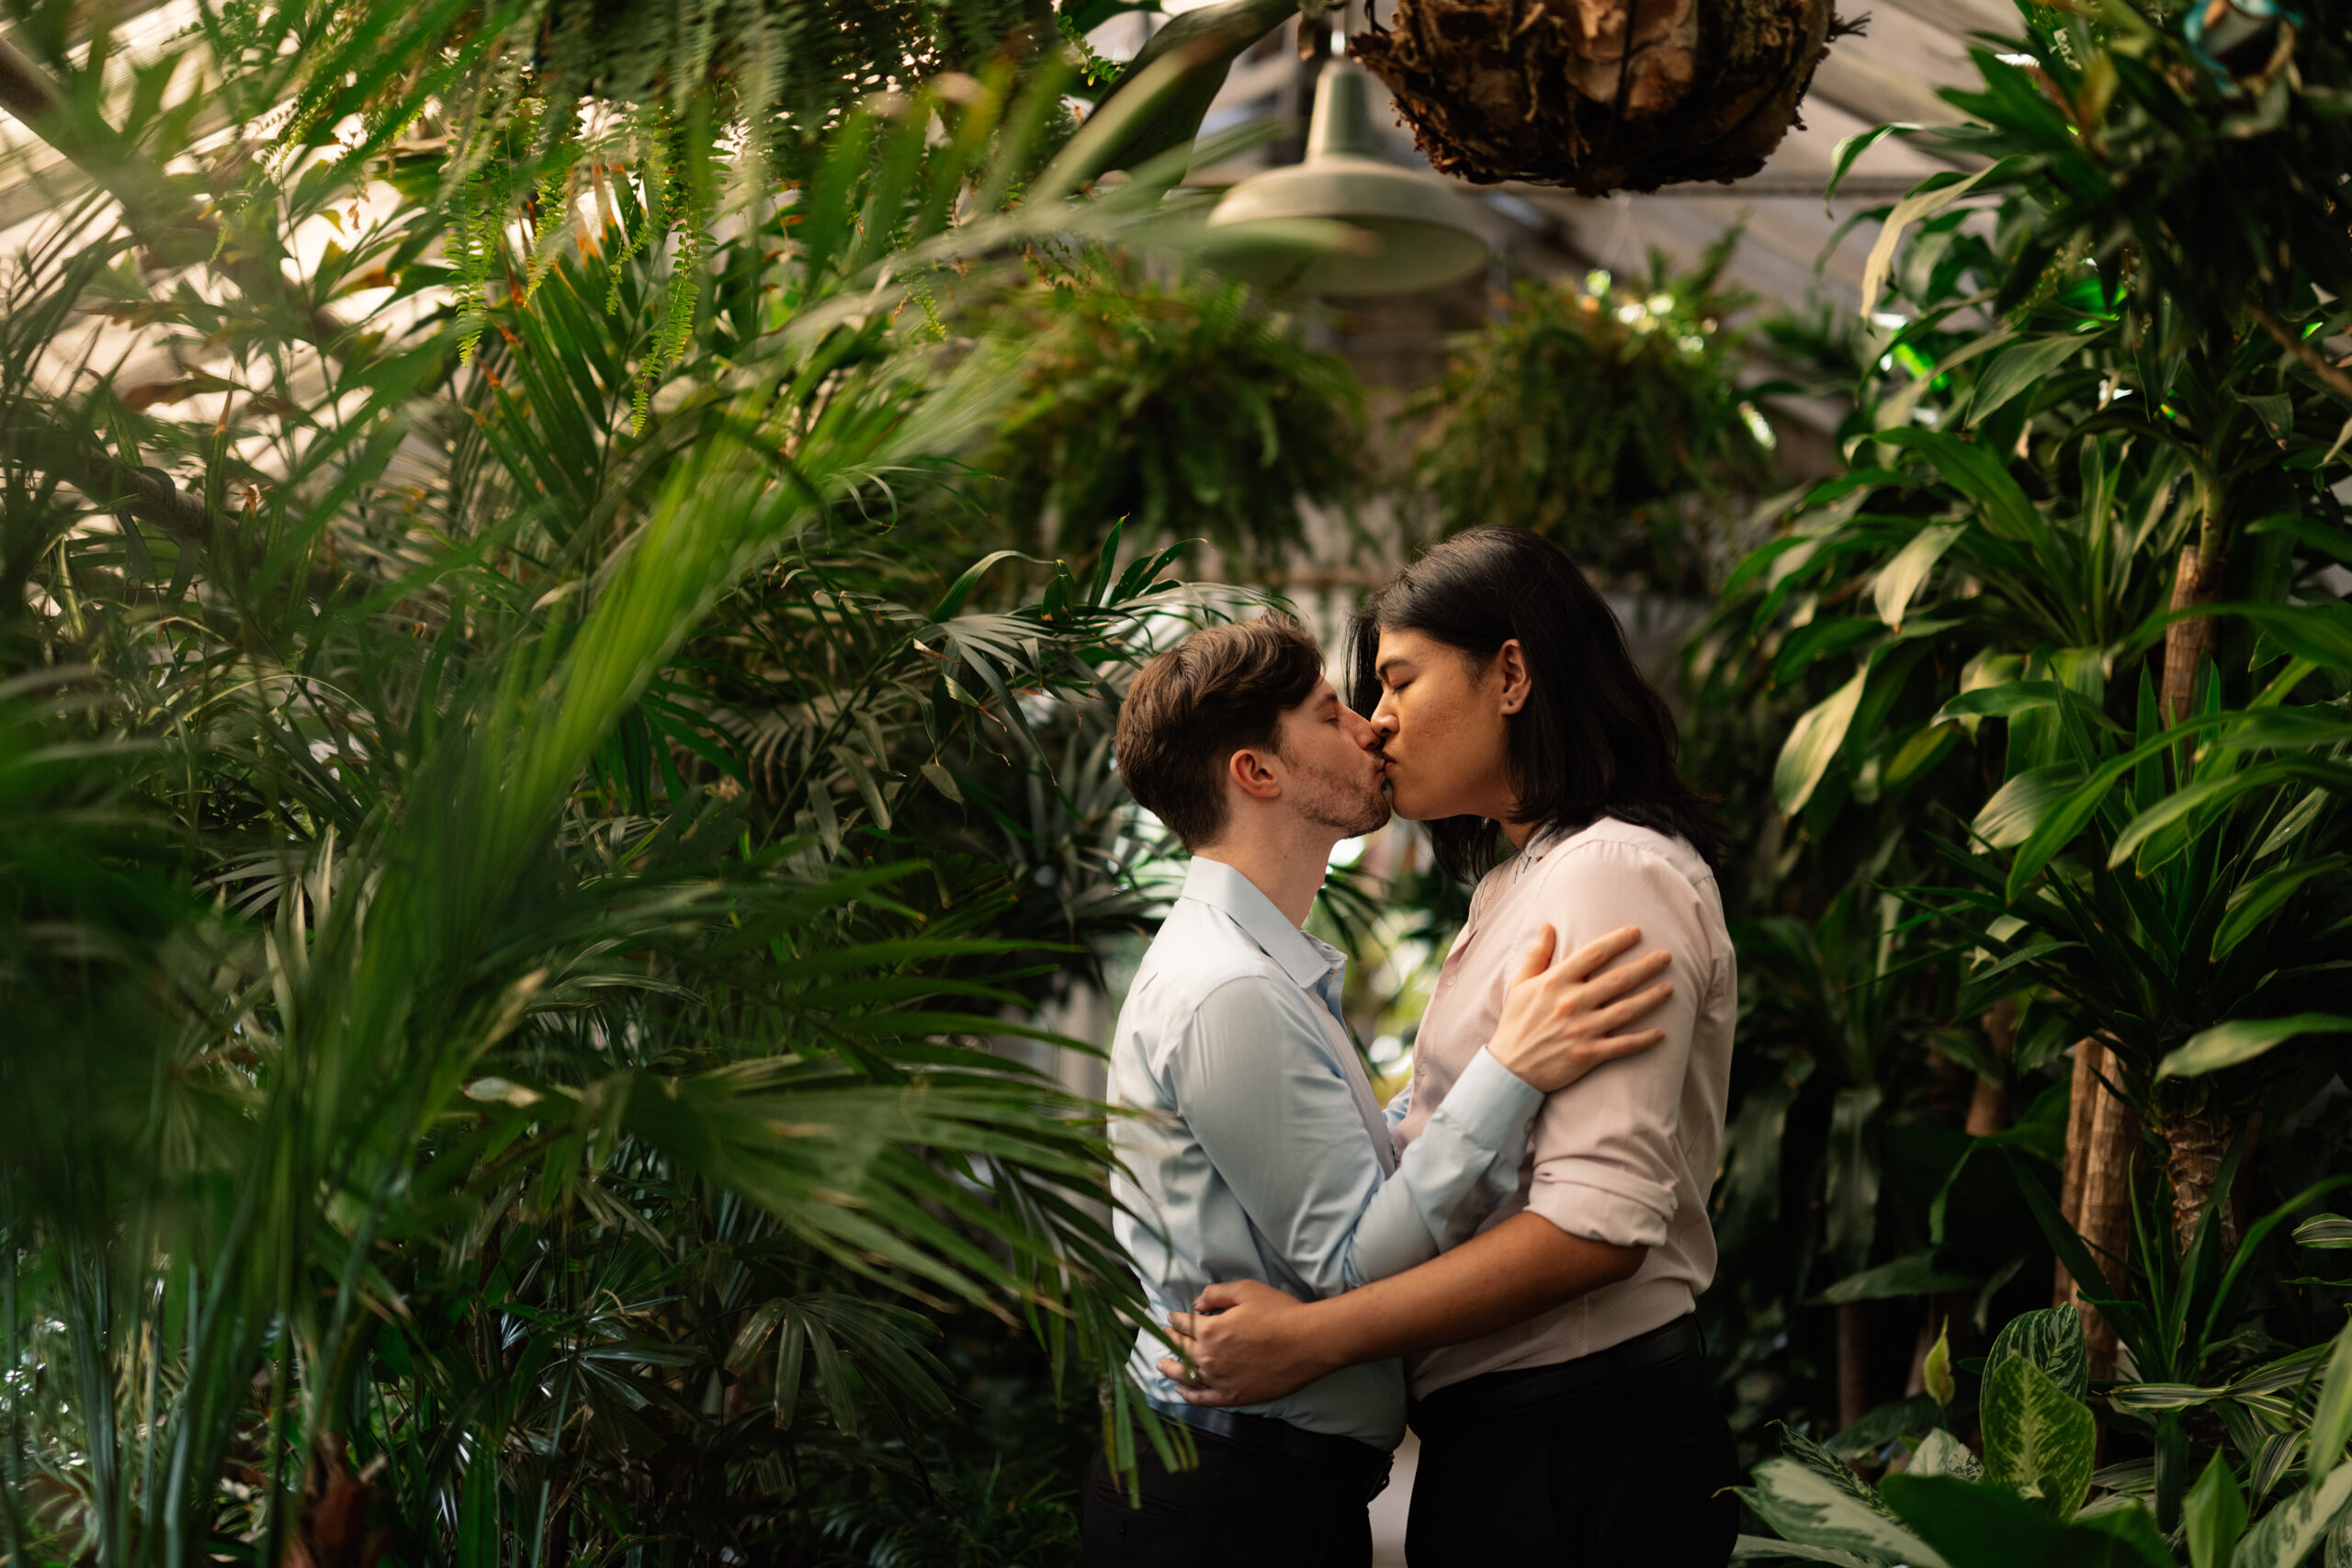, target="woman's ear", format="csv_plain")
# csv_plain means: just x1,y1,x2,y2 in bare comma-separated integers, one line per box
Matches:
1496,638,1532,716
